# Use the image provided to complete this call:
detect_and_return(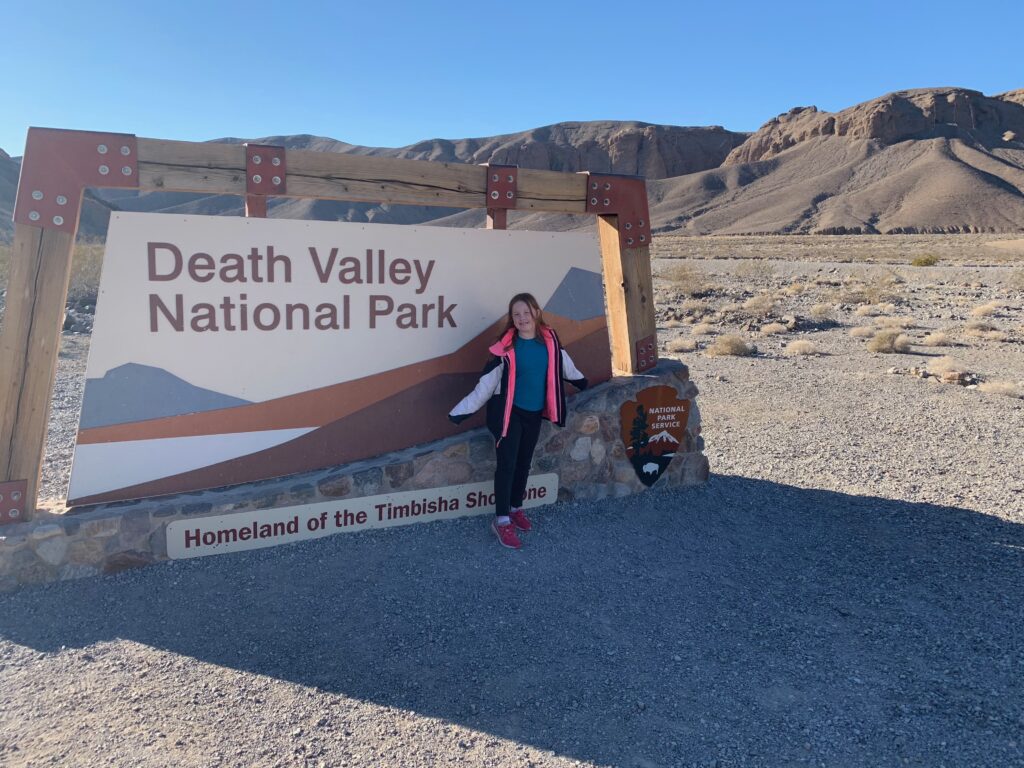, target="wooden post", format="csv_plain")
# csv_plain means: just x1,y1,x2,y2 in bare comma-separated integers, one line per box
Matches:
0,224,77,513
597,215,657,374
